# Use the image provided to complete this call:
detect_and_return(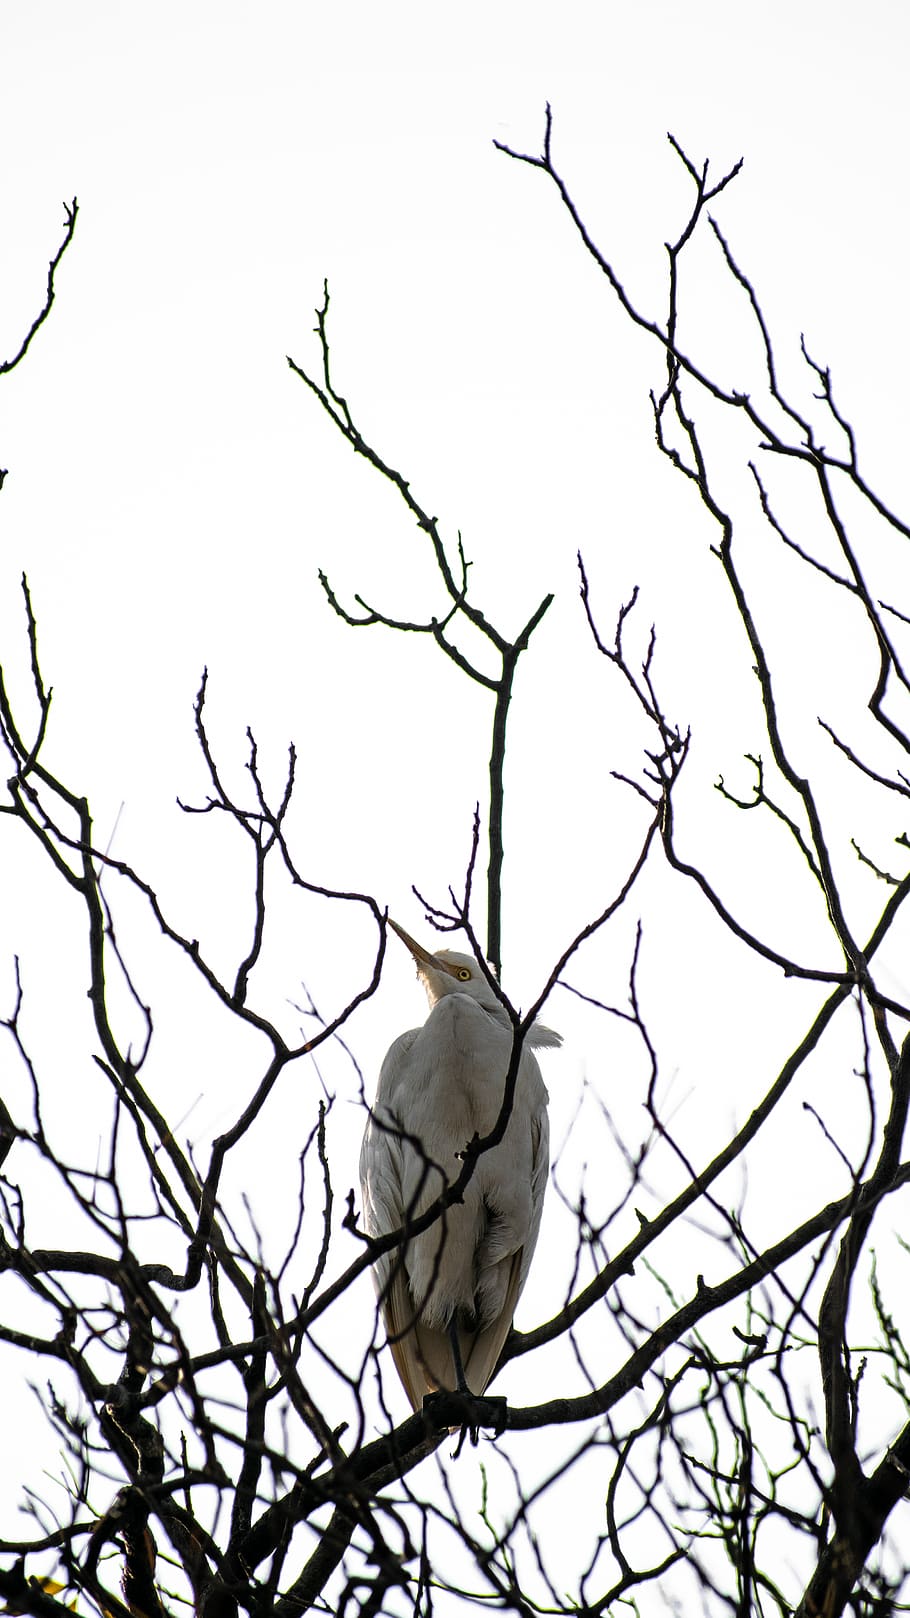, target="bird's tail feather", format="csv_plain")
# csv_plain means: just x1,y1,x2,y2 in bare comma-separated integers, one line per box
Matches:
385,1254,523,1411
